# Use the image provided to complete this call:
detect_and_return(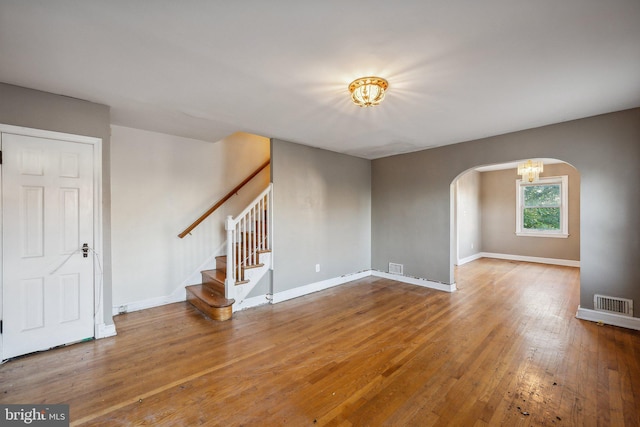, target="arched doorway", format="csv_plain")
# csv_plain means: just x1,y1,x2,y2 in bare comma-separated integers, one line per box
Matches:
451,158,580,279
